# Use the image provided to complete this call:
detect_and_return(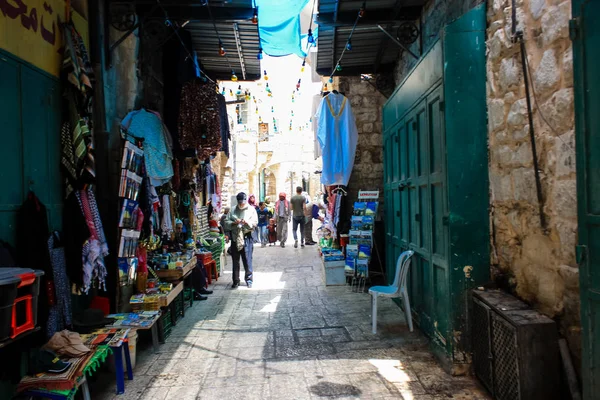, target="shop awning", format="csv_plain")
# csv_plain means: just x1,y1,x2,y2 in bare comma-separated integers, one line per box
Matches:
315,0,426,76
130,0,262,81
